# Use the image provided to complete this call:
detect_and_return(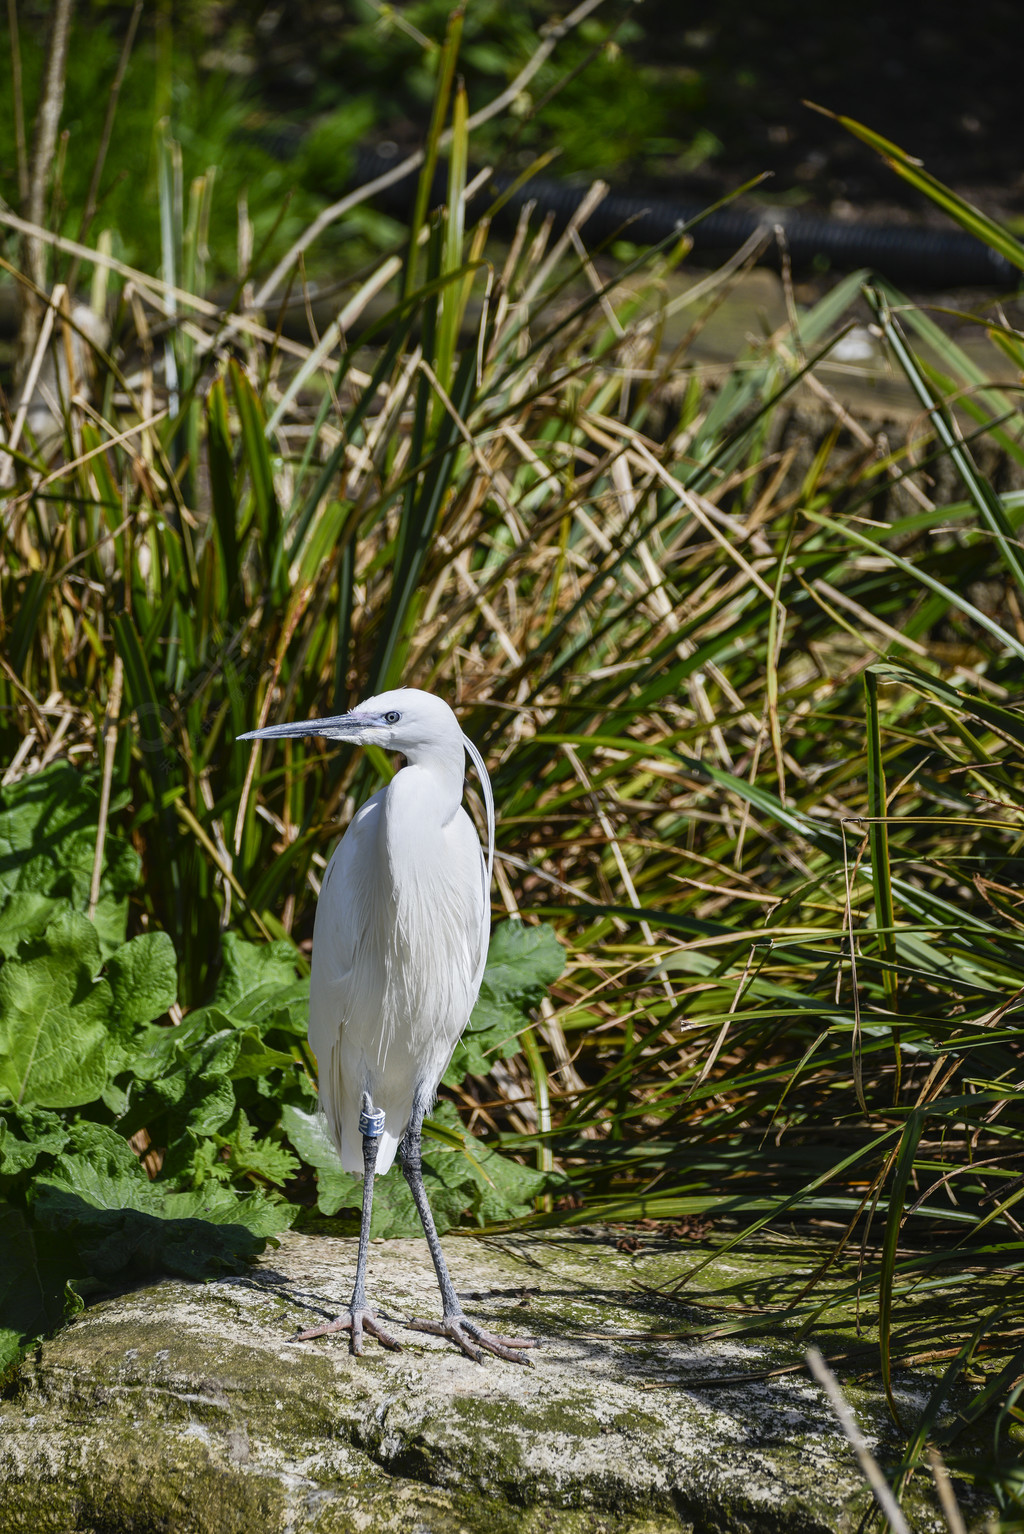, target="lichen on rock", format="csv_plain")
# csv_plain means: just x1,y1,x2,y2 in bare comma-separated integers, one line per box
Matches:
0,1230,983,1533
